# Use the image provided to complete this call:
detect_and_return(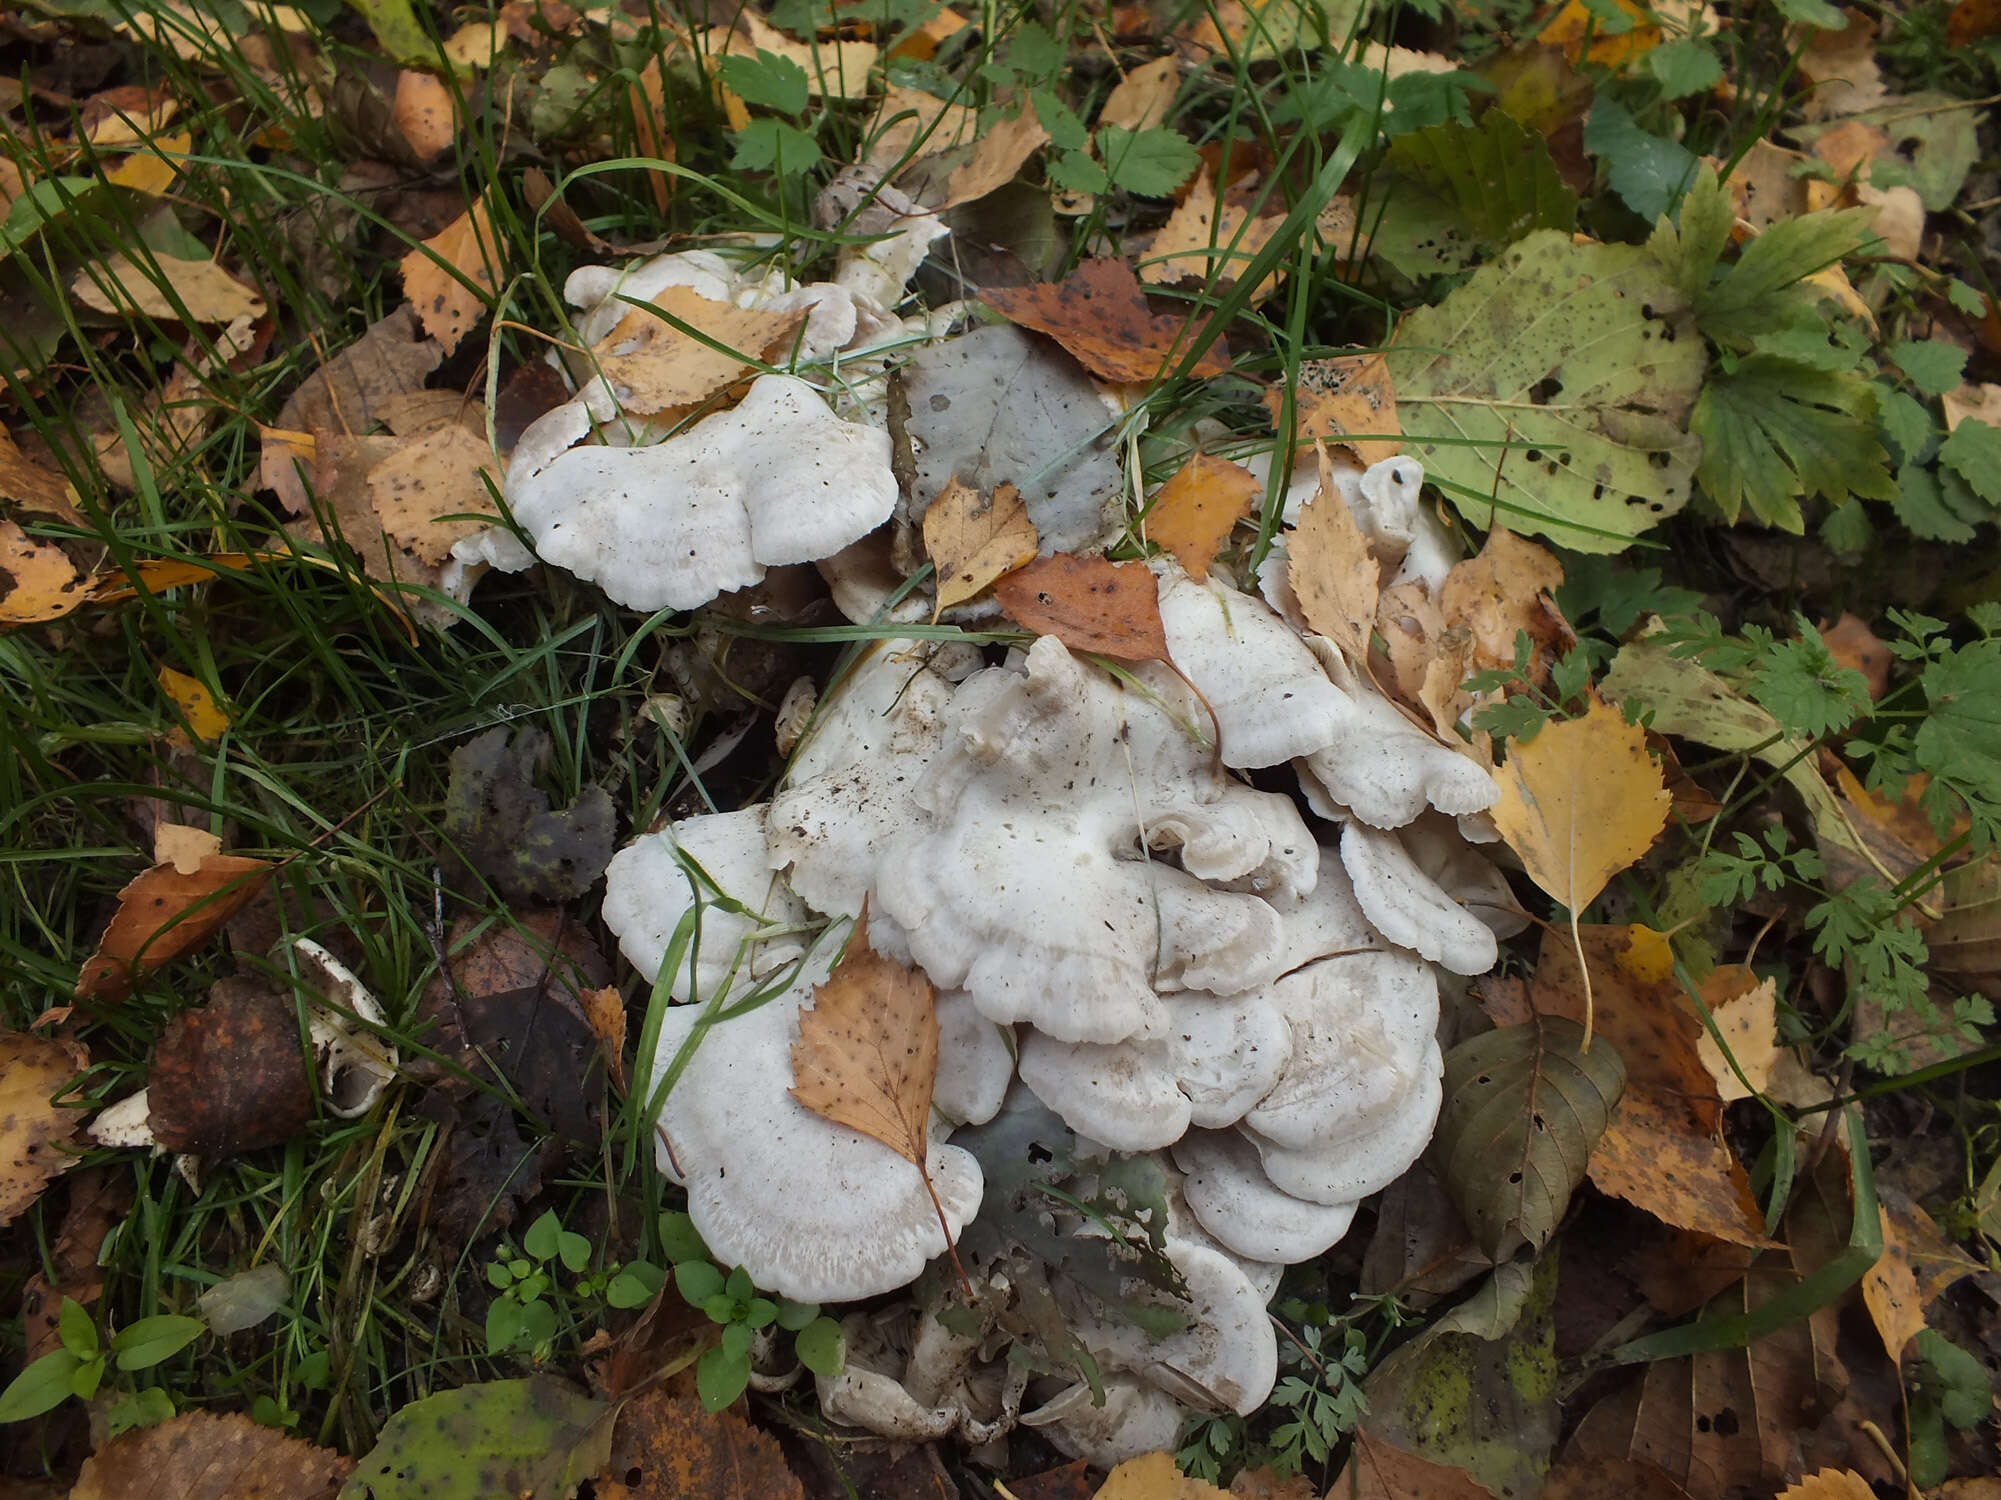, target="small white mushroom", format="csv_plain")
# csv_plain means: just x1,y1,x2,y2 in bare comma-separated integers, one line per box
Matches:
291,938,397,1119
1339,821,1499,976
1028,1375,1187,1468
1246,1058,1445,1204
933,991,1013,1127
